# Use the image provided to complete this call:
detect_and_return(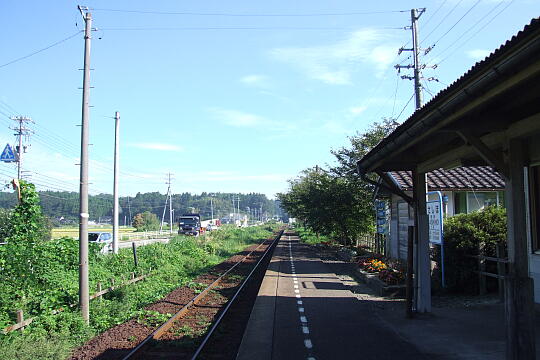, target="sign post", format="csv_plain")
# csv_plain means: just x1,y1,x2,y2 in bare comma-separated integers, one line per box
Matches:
427,191,445,288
